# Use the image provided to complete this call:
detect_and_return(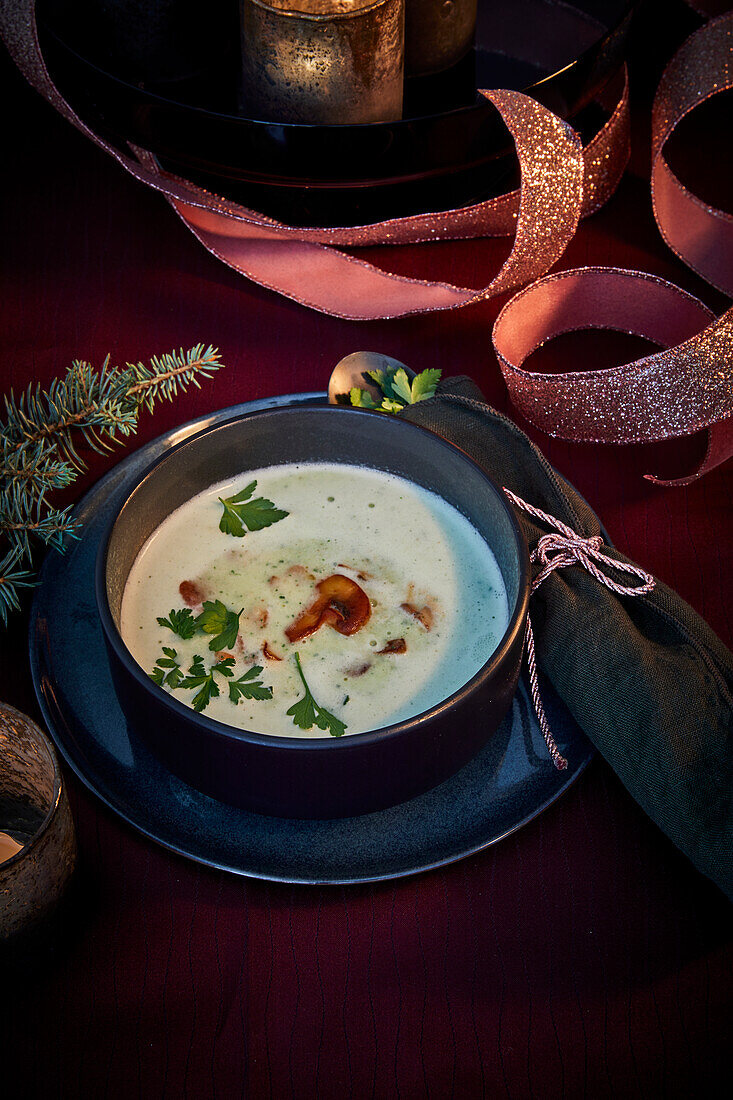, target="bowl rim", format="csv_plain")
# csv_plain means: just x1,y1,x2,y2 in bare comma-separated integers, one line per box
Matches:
95,404,530,751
